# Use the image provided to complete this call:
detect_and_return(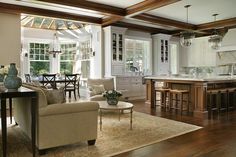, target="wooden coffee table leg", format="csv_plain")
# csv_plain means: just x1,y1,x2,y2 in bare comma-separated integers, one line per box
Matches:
100,110,102,131
130,108,133,130
118,110,121,121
